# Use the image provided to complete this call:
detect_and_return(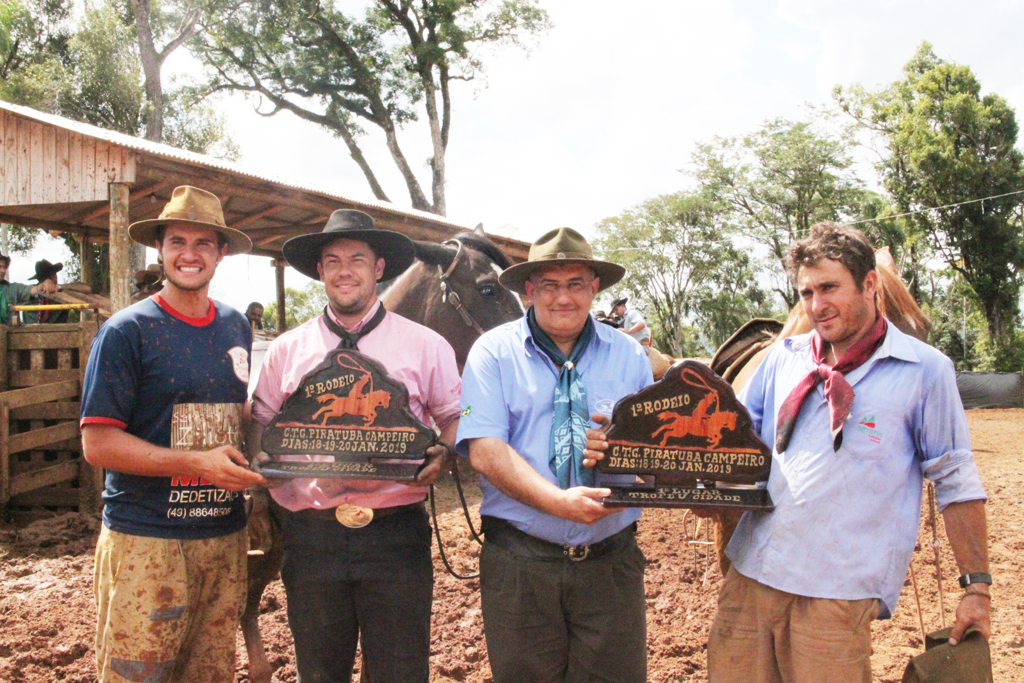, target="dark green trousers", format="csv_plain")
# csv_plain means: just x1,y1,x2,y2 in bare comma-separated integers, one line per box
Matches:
479,518,647,683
